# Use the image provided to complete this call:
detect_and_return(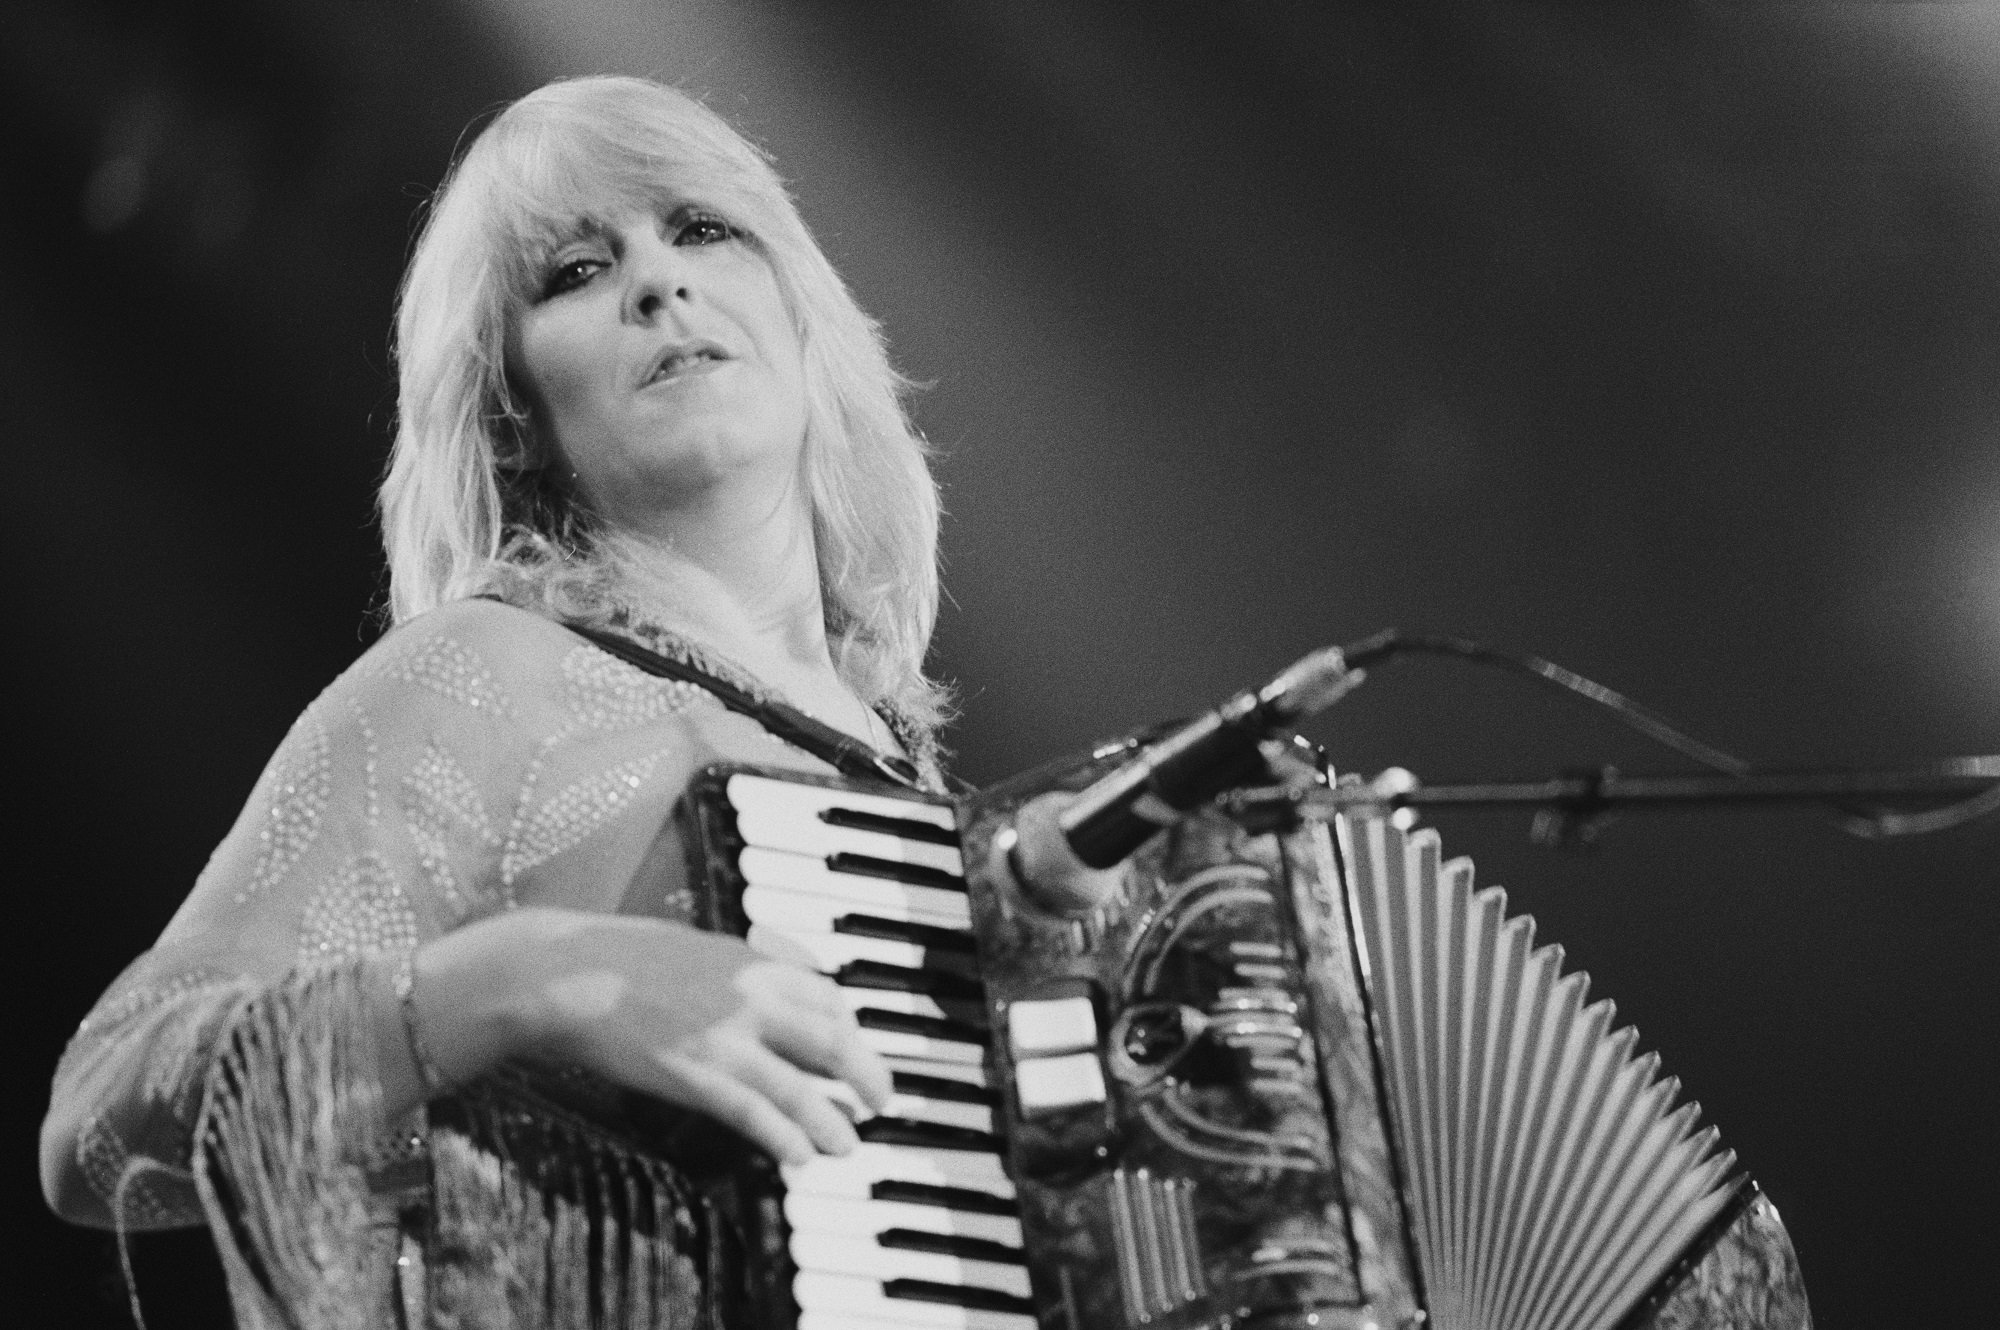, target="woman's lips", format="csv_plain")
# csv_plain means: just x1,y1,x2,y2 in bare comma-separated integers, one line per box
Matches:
643,343,730,386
